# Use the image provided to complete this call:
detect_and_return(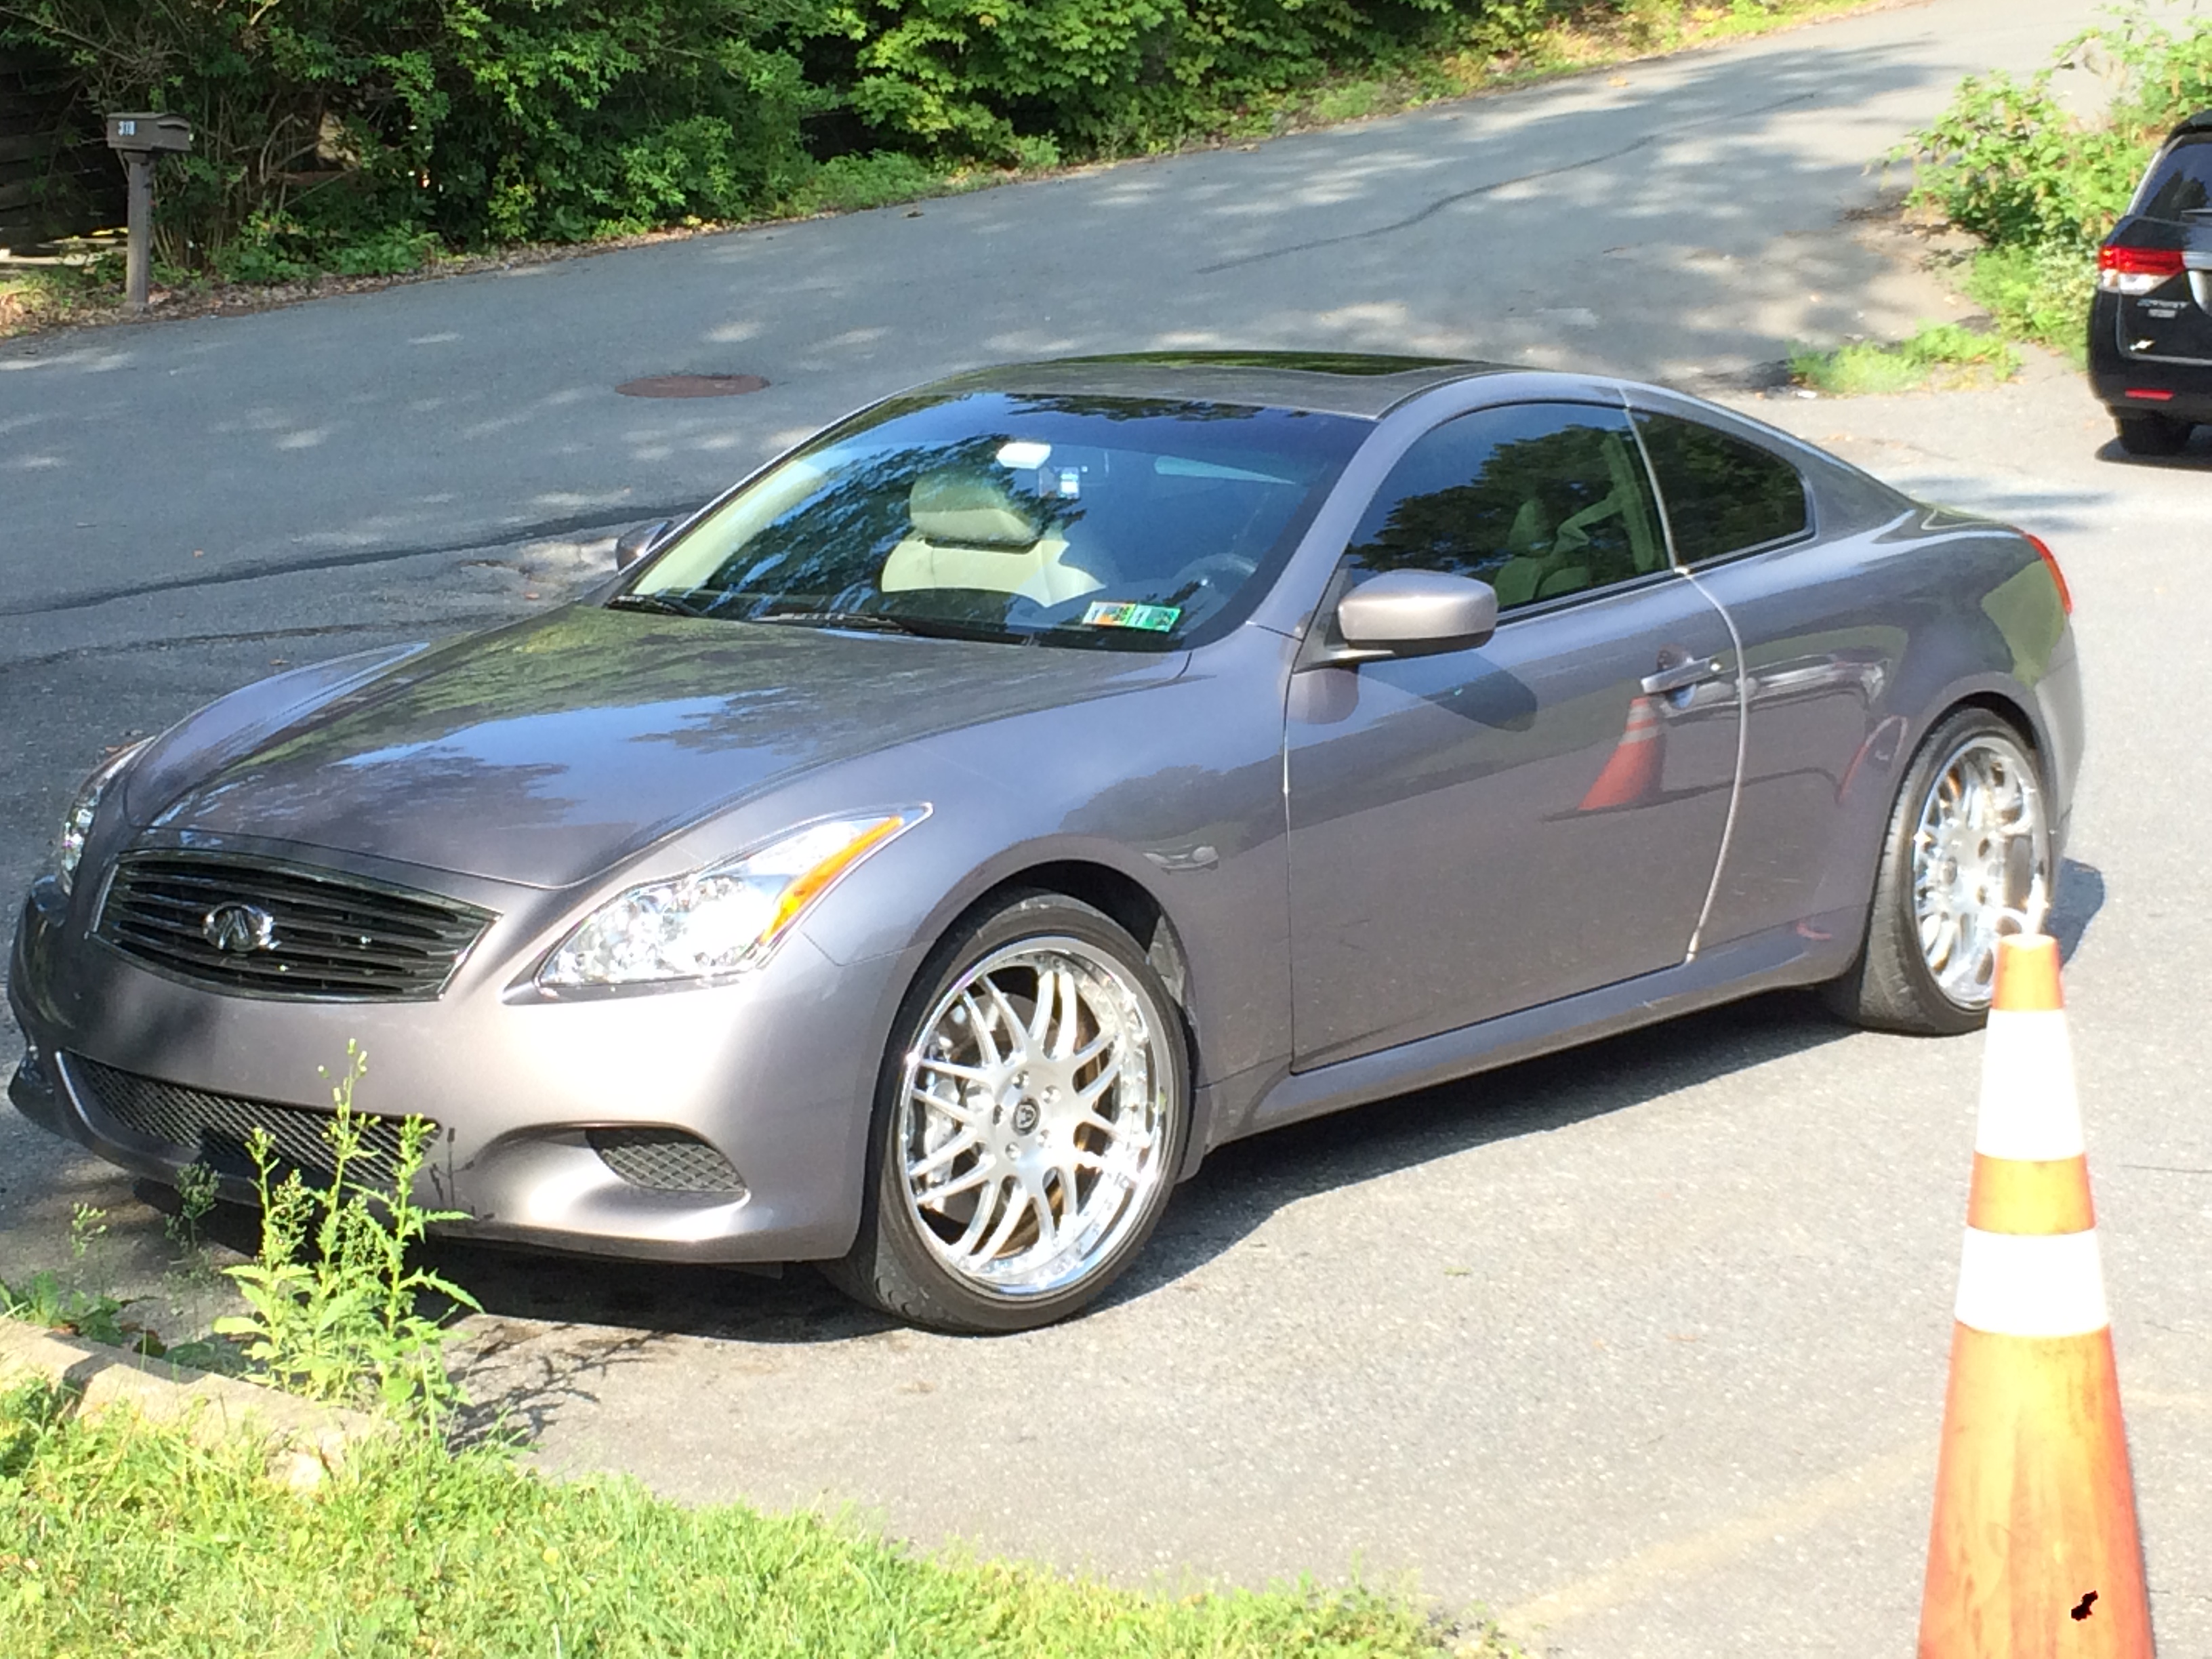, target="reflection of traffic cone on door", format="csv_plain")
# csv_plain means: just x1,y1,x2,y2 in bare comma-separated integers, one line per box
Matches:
1578,695,1664,811
1919,934,2154,1659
